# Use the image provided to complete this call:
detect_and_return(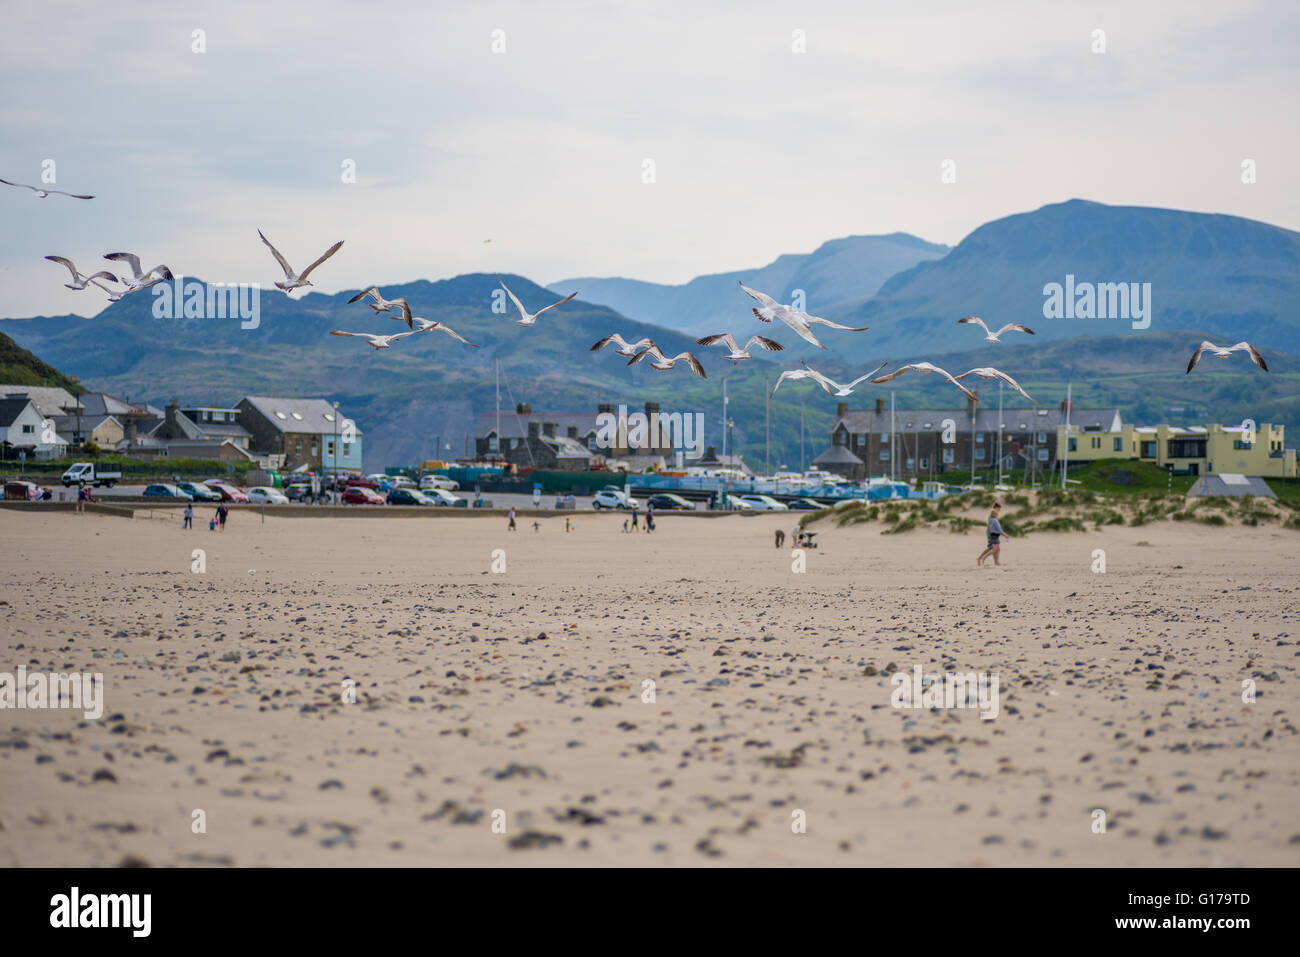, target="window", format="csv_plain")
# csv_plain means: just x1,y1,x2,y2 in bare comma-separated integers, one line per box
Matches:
975,449,985,460
327,441,335,456
1233,440,1251,450
942,448,954,464
1068,438,1077,452
1114,437,1123,452
324,413,335,423
1037,432,1047,443
1167,438,1206,458
1140,441,1156,458
975,433,984,443
880,450,890,461
1091,437,1101,449
906,457,915,470
881,433,889,445
1037,448,1049,461
311,443,318,456
919,457,928,470
587,435,597,451
291,412,304,421
488,435,499,451
22,424,34,434
275,411,287,420
342,444,351,456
